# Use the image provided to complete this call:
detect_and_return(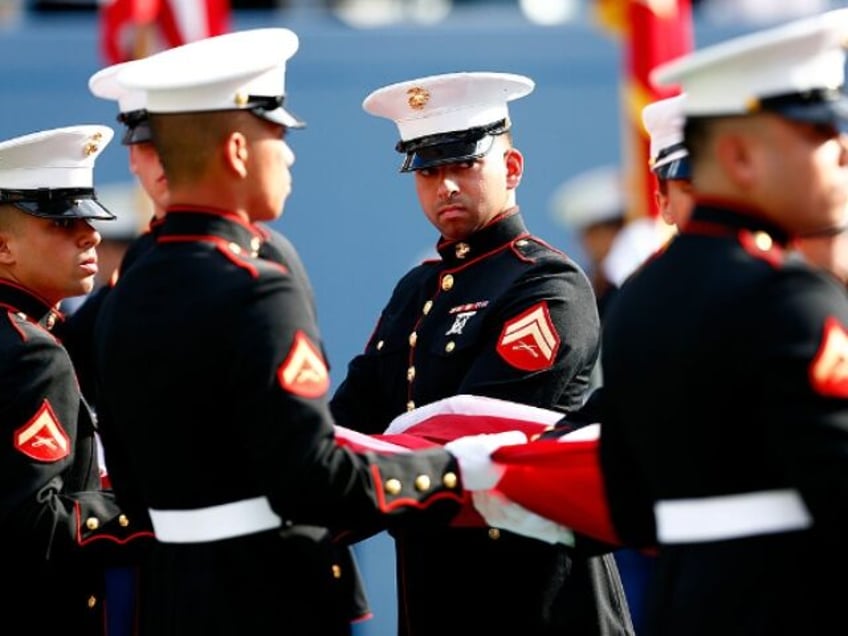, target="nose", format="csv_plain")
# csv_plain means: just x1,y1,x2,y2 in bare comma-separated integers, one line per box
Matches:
439,175,460,199
282,141,295,167
81,220,101,248
838,131,848,165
